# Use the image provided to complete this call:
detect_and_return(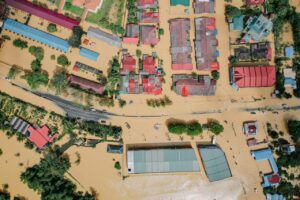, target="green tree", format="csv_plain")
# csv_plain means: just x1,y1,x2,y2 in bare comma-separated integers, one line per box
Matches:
225,5,241,18
57,55,70,67
13,39,28,49
50,71,69,94
0,148,3,156
23,71,49,89
7,65,21,79
0,190,10,200
159,28,164,36
136,49,142,58
114,161,121,170
287,120,300,143
47,23,57,33
211,70,220,80
167,122,186,134
207,120,224,135
68,26,84,47
186,122,203,136
29,46,44,61
30,59,41,72
97,74,107,85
